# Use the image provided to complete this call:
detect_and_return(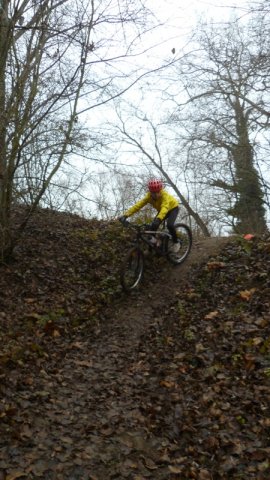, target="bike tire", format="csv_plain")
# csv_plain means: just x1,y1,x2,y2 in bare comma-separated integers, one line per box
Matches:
167,223,192,265
120,247,144,292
